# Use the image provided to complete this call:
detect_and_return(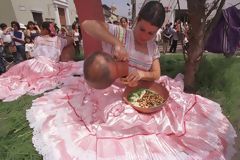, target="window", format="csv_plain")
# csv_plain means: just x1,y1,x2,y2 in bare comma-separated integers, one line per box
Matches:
58,8,66,26
32,12,43,26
